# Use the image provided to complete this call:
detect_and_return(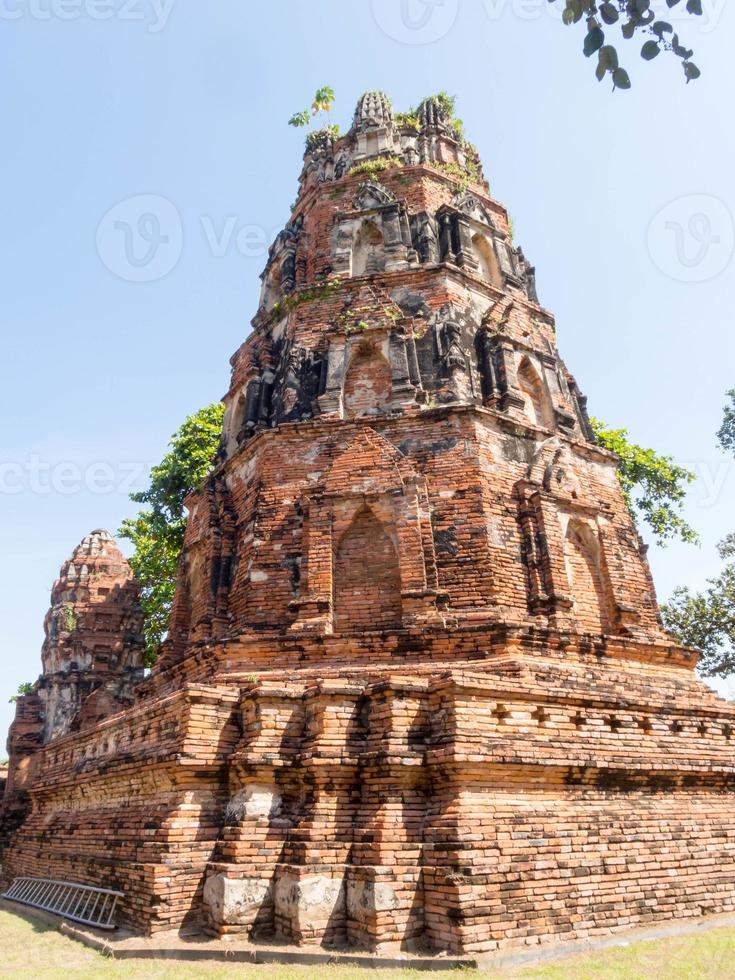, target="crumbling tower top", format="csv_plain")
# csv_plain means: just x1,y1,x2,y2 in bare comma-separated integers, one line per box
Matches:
42,529,140,673
38,529,145,740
